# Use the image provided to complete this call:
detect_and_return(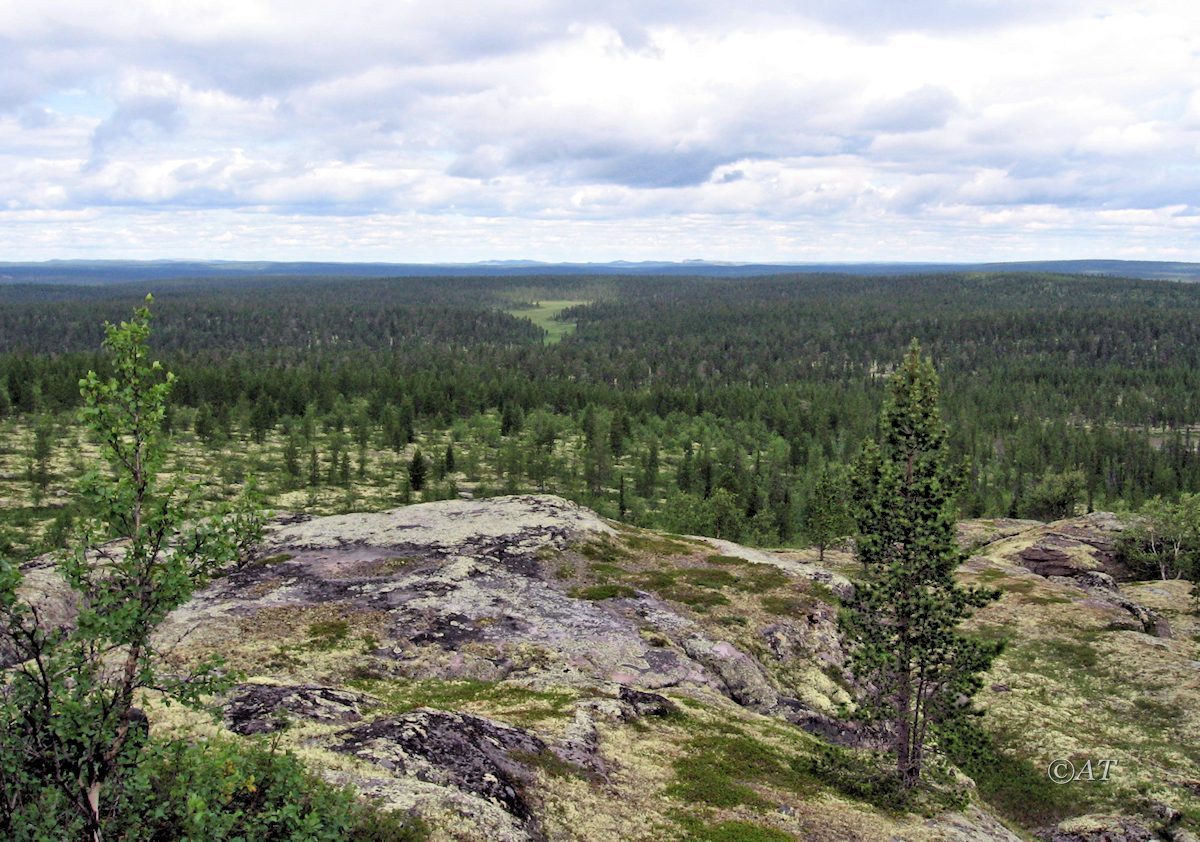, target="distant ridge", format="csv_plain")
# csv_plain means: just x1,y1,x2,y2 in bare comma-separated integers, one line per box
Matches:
1,258,1199,284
